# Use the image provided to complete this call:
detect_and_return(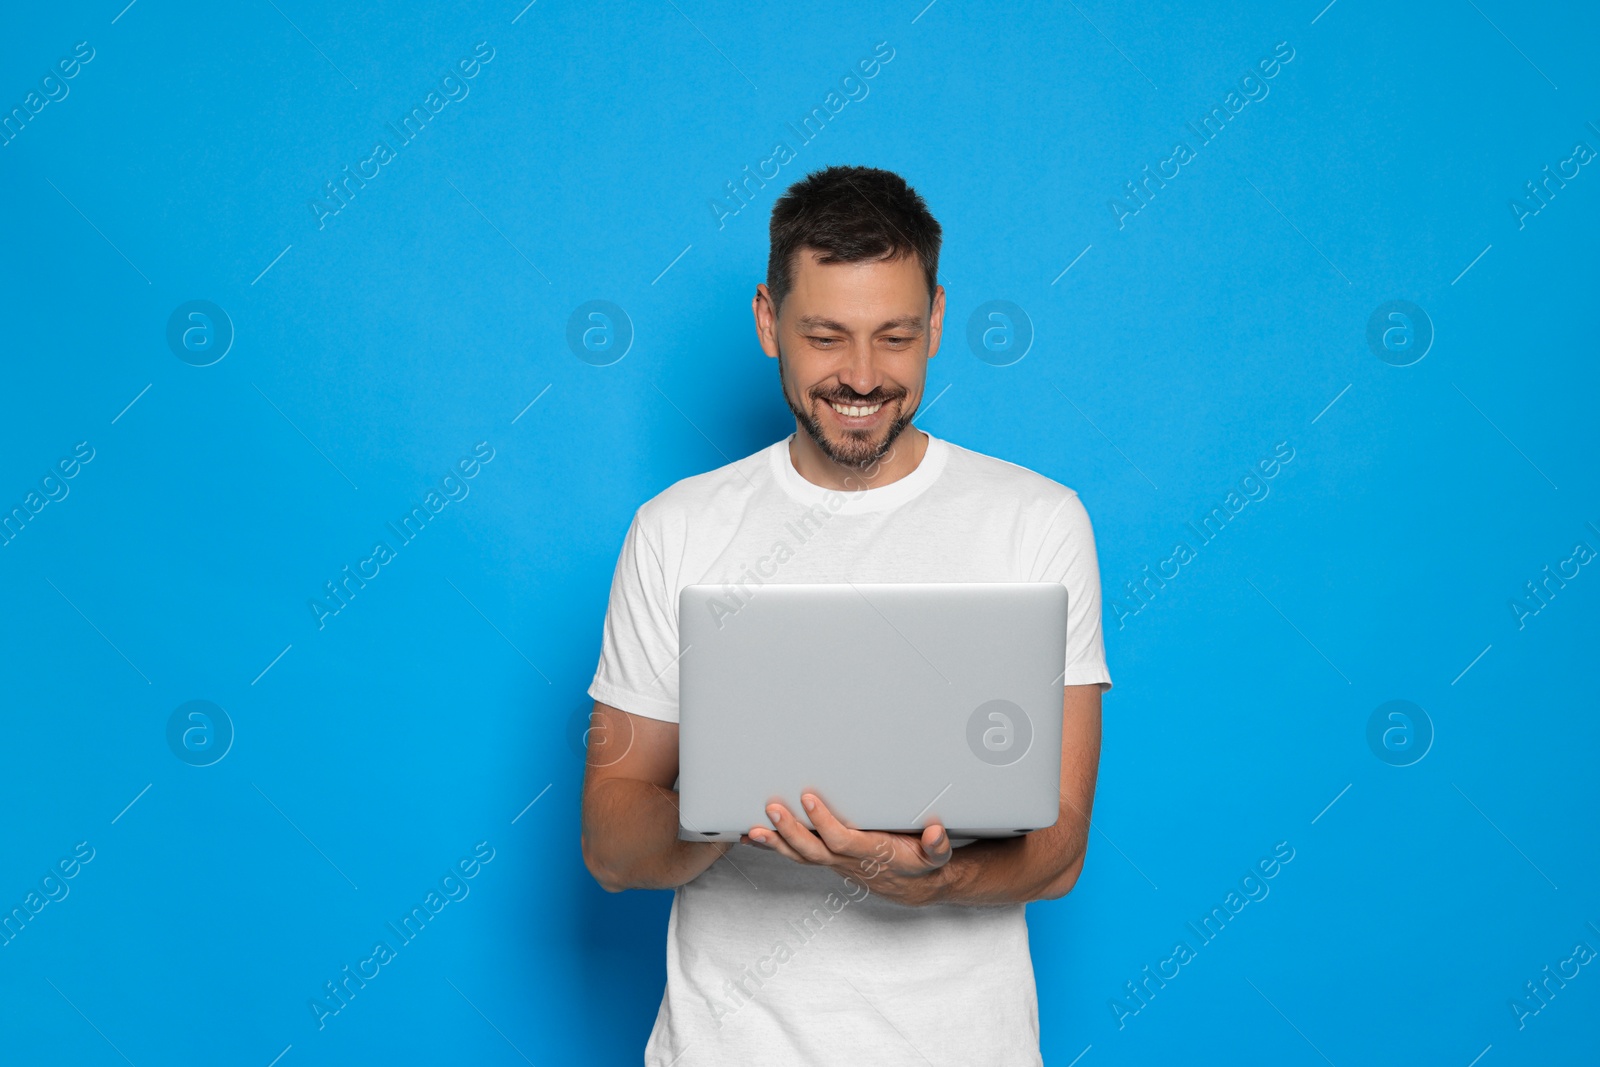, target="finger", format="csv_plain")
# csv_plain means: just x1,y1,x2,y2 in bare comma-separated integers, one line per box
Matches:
766,802,835,865
749,824,807,864
744,826,784,850
920,823,952,867
801,792,874,858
